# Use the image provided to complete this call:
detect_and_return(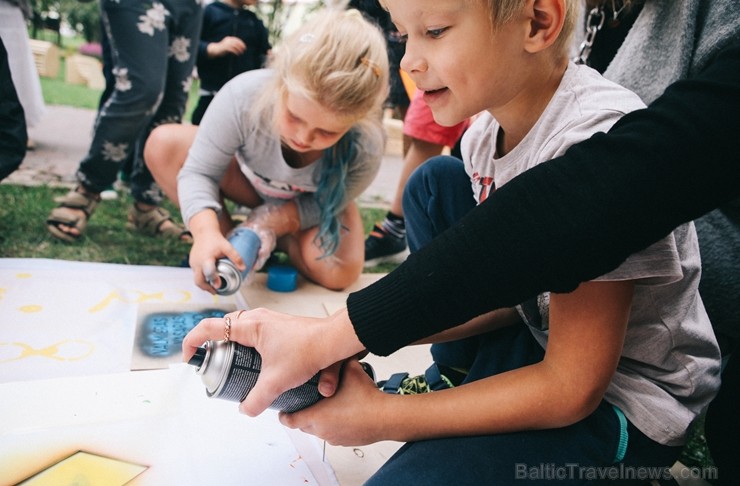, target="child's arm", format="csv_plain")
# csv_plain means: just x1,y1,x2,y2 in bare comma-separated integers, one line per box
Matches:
246,202,301,238
206,36,247,58
417,308,521,345
279,280,633,445
187,202,302,293
179,72,267,227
